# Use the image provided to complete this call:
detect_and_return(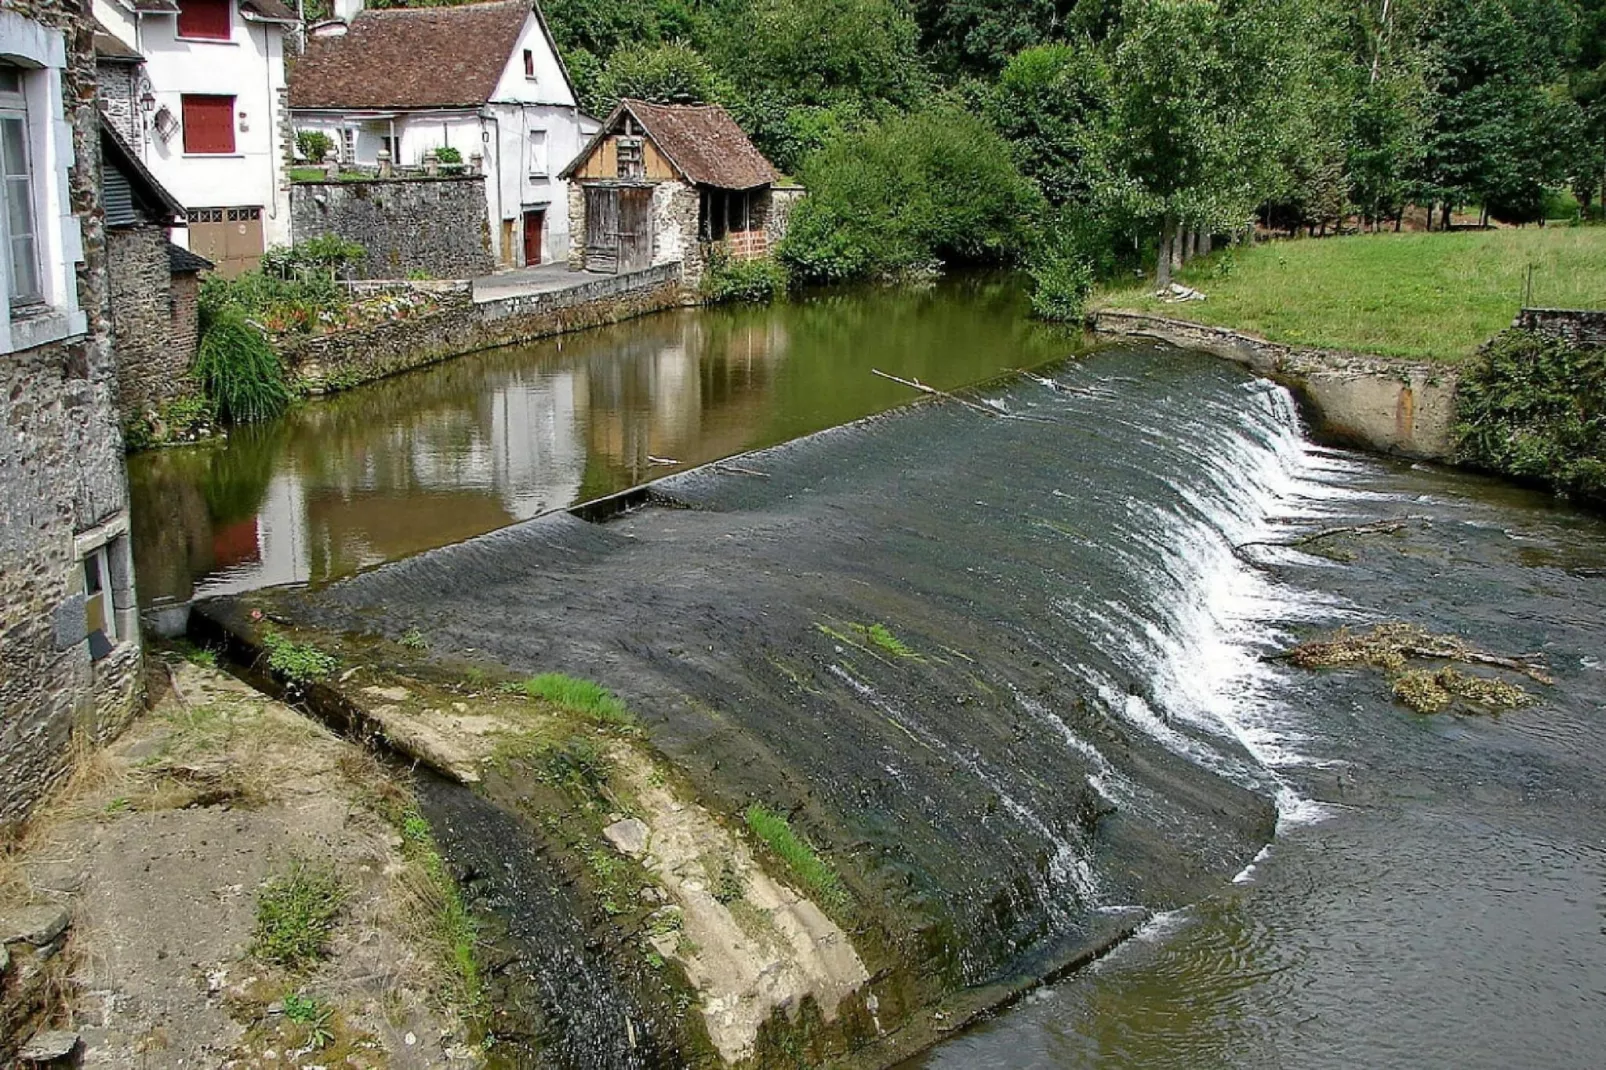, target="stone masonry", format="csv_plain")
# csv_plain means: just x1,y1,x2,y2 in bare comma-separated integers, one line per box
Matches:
0,0,142,831
1514,308,1606,348
107,224,192,416
291,175,493,279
